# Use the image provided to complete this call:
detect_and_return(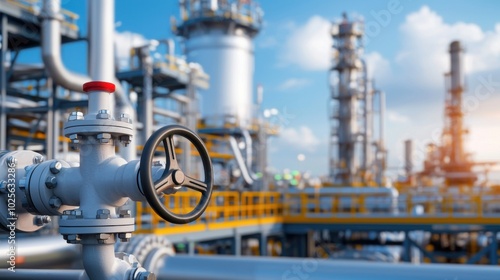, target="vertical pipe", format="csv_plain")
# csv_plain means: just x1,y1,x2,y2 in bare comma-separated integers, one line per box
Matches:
142,48,153,145
233,234,241,256
0,15,7,150
448,41,465,165
46,78,55,159
404,139,413,178
490,233,498,265
361,59,372,181
260,233,267,256
88,0,115,115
